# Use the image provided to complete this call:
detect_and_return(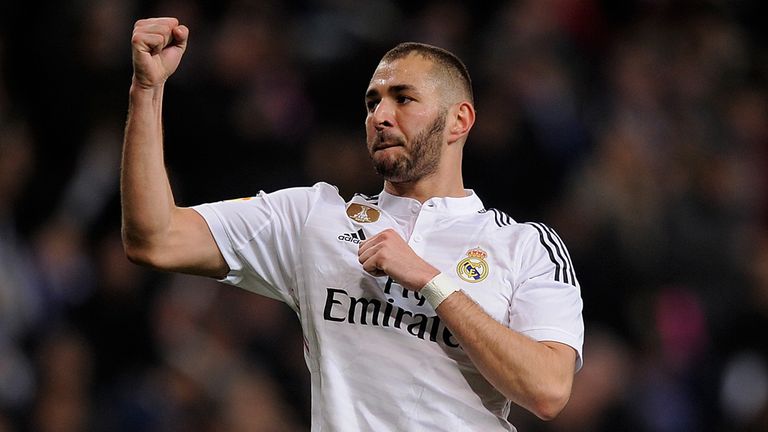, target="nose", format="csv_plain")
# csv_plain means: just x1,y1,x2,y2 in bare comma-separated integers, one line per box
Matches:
370,99,395,131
